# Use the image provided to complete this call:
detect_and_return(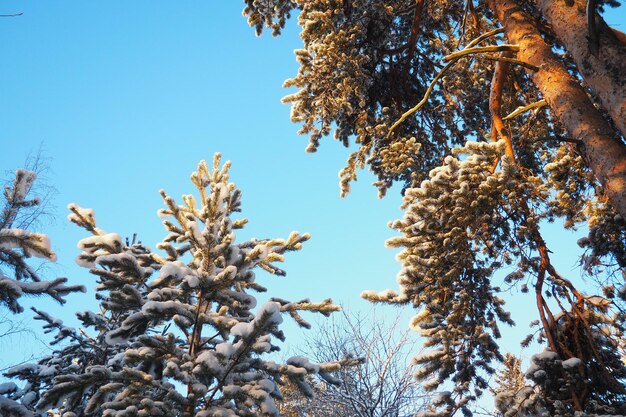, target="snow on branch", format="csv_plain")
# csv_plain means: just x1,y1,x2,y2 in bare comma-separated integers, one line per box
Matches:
0,170,85,314
2,154,343,416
